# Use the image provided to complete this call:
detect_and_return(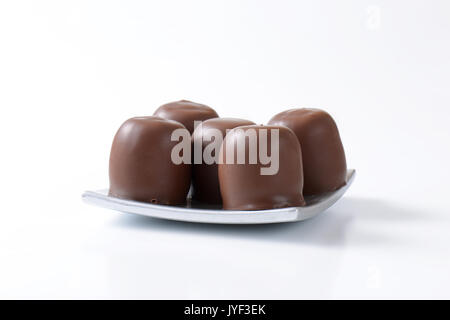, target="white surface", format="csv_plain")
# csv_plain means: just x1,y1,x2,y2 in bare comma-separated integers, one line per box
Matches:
82,170,355,224
0,0,449,299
